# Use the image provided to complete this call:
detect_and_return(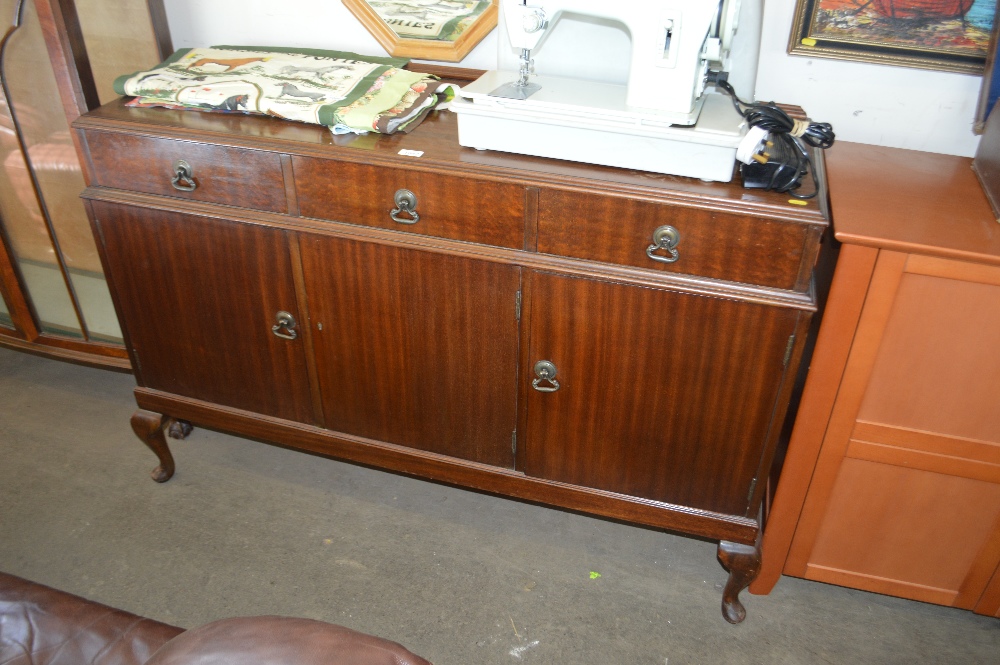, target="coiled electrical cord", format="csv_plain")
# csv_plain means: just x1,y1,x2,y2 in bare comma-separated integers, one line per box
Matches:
716,78,835,198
